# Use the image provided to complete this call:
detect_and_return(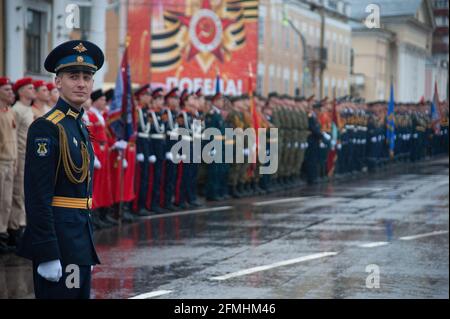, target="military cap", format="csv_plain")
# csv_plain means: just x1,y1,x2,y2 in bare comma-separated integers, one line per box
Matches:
13,77,33,92
134,84,151,97
180,89,190,106
152,87,164,98
104,88,114,102
306,94,315,102
195,88,203,97
268,92,278,99
212,90,223,101
313,101,322,109
32,80,47,90
90,89,104,102
46,82,56,91
165,87,179,101
0,77,11,87
44,40,104,74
